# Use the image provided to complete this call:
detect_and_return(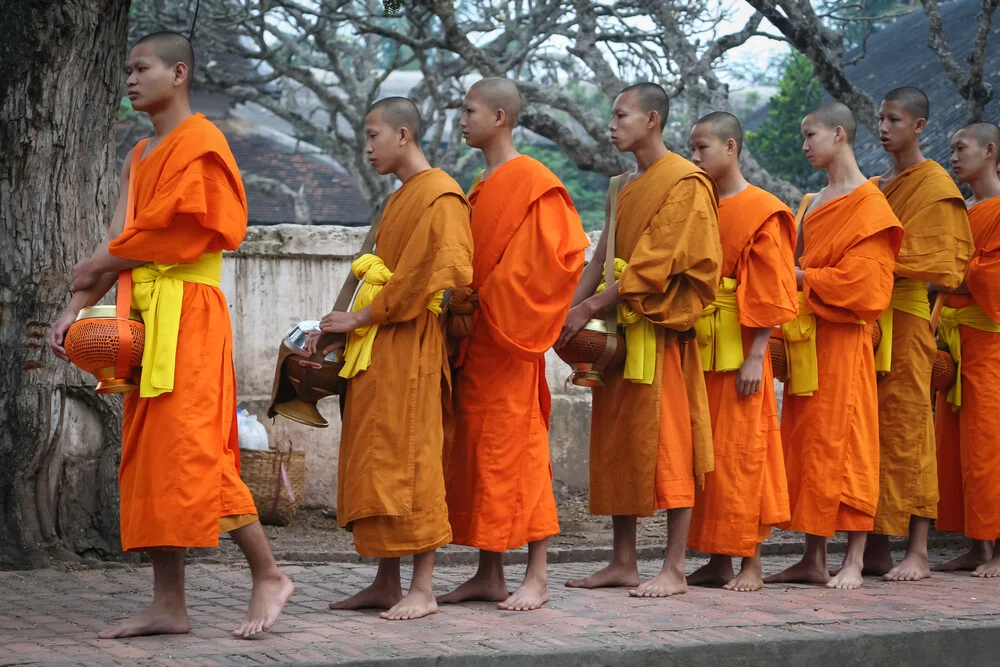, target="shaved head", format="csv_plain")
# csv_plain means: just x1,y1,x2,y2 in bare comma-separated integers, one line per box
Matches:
883,87,929,121
469,78,521,127
133,31,194,82
812,102,857,145
695,111,744,156
366,96,423,142
620,83,670,132
959,122,1000,164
